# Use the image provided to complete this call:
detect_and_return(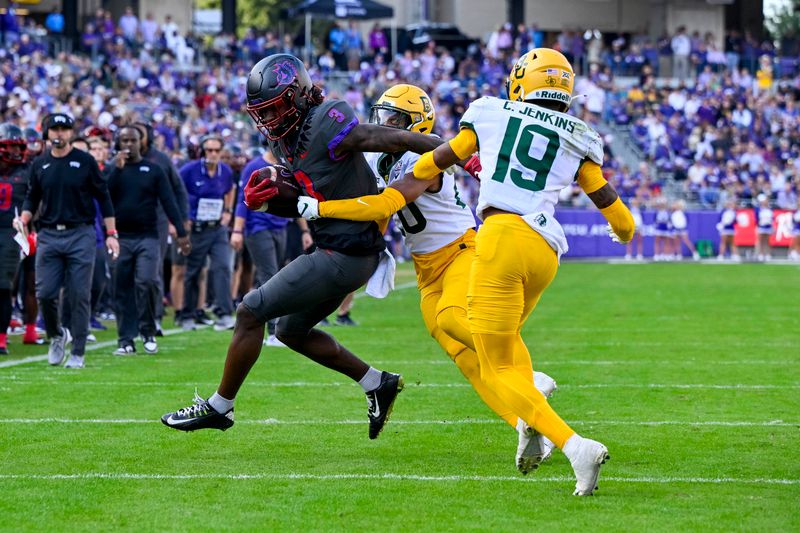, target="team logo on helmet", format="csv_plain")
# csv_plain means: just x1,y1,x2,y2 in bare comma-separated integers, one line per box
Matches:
420,95,432,113
273,61,297,86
